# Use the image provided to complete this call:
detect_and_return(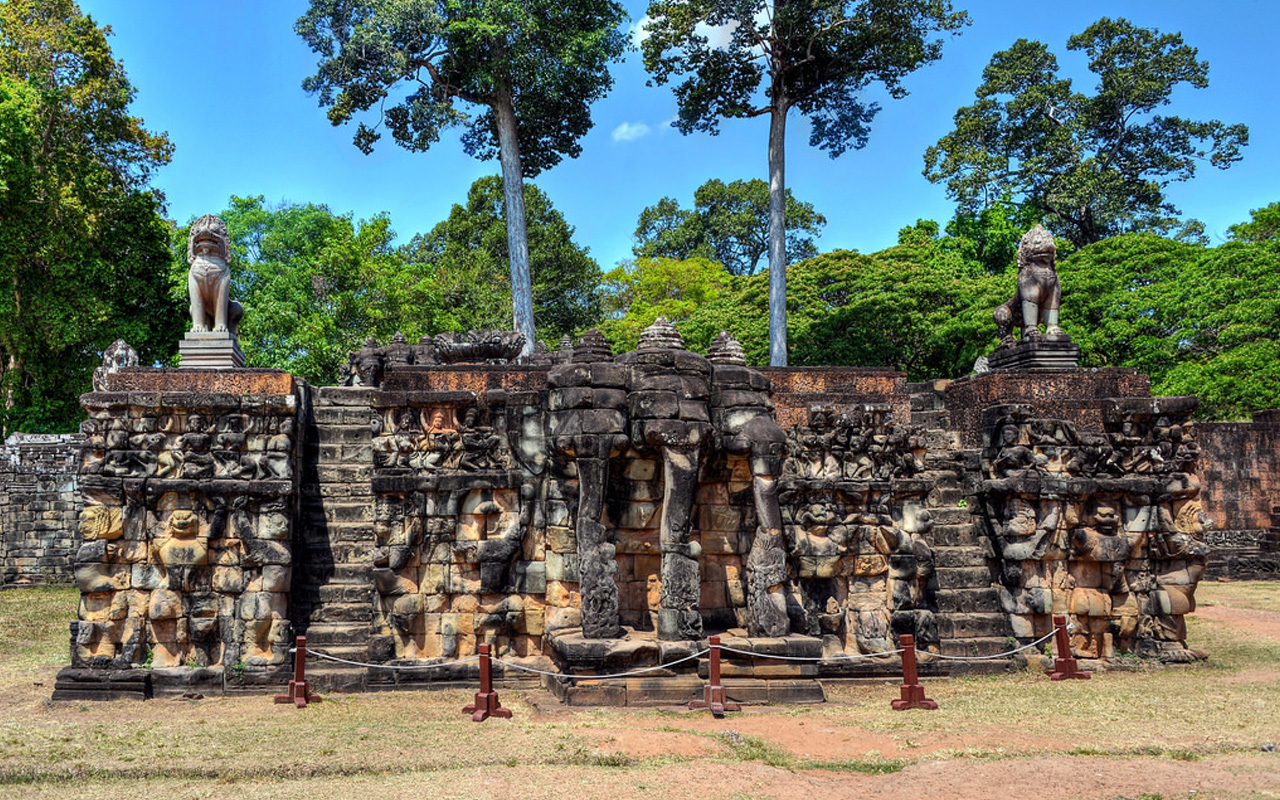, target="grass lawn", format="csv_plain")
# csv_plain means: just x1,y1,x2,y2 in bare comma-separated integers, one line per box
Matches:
0,581,1276,799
